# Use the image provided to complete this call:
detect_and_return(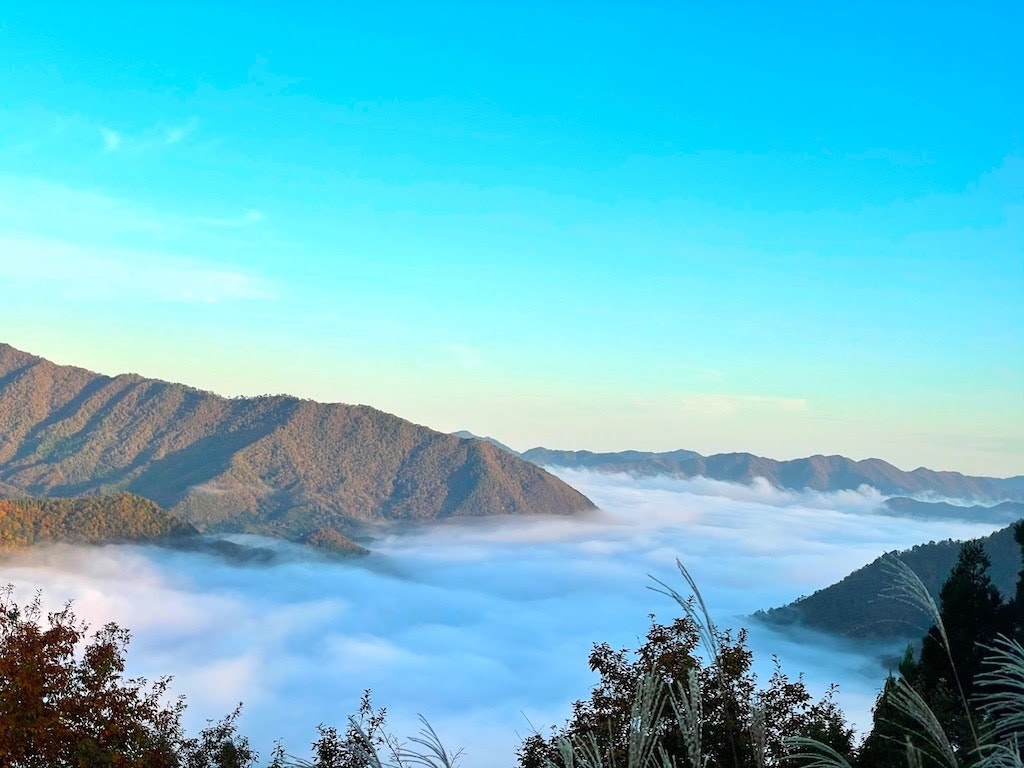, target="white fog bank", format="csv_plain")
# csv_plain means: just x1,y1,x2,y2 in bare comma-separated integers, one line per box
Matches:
0,470,1006,767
